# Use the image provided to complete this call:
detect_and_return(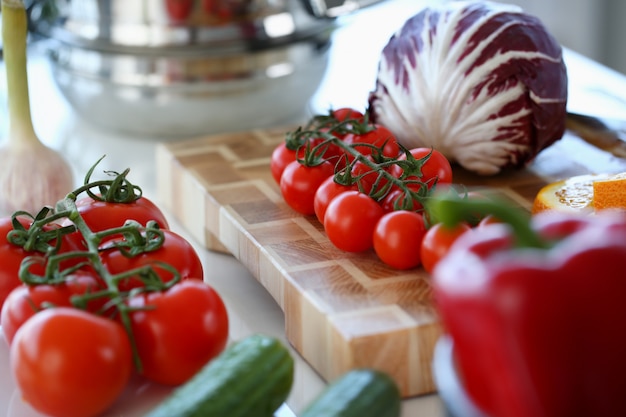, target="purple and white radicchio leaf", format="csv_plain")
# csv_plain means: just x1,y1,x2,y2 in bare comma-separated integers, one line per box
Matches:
368,1,568,175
